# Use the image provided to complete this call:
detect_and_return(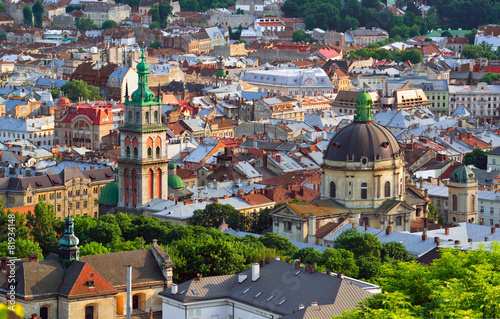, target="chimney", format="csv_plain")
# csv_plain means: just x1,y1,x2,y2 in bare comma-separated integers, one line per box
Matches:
365,224,368,231
285,258,290,264
352,223,356,229
265,256,270,264
492,227,496,234
238,272,248,283
305,264,310,272
445,228,449,235
252,263,260,281
422,231,427,241
295,260,300,269
310,265,315,273
196,273,200,281
171,283,178,294
275,154,281,163
434,236,439,244
31,315,38,319
28,252,38,262
126,265,132,319
326,269,331,275
468,238,472,243
299,304,305,310
311,301,318,307
149,308,153,319
386,226,392,235
1,257,7,272
485,237,489,242
454,240,460,245
337,272,343,278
